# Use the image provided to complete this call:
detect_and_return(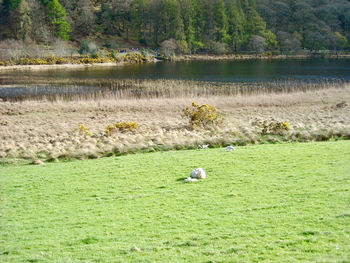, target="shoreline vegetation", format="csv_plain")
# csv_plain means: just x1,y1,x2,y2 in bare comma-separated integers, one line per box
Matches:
0,51,154,71
1,51,350,71
1,78,349,102
0,81,349,164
